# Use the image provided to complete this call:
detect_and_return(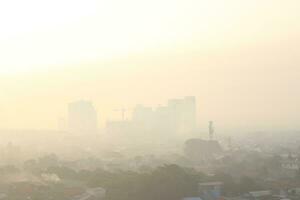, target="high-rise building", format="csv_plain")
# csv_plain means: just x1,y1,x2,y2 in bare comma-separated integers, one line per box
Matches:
68,100,98,133
132,105,154,131
167,96,197,133
132,96,197,134
106,96,197,139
